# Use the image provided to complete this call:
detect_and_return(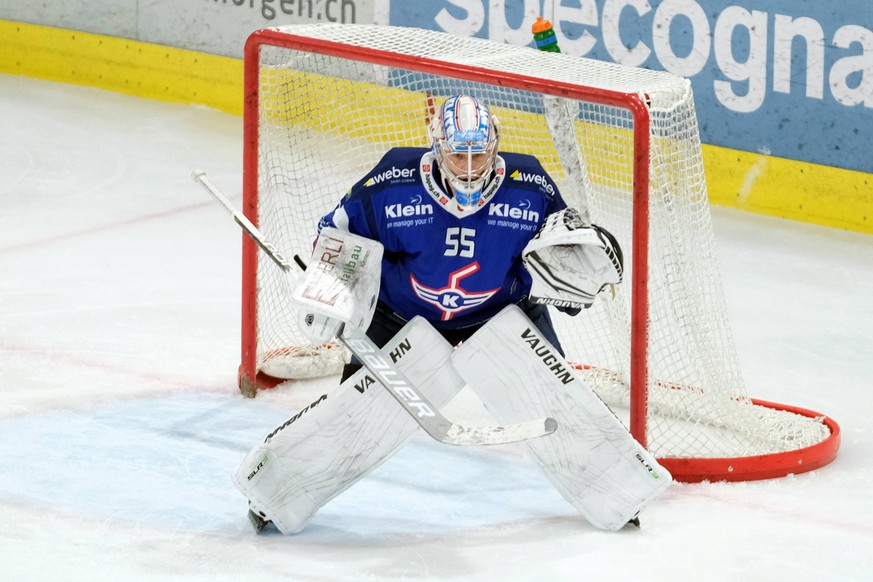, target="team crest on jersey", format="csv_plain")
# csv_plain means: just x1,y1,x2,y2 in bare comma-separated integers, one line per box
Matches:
410,262,499,321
